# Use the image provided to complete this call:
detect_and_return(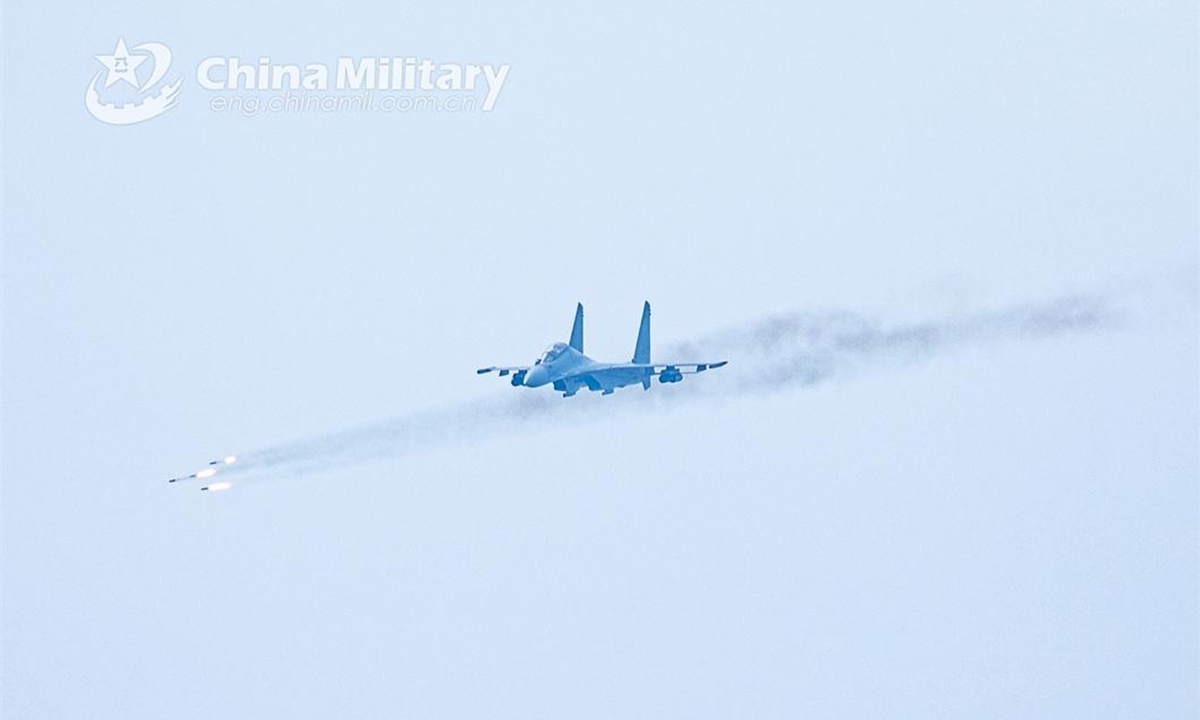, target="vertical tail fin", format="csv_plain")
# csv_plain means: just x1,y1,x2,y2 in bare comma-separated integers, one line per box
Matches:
632,301,651,363
569,303,584,353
